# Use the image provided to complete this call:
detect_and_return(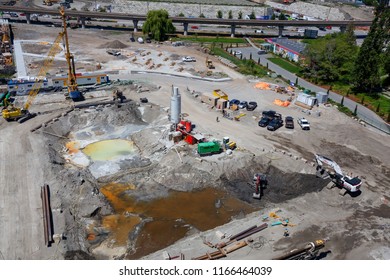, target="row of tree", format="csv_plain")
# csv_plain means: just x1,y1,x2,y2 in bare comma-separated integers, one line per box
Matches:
302,0,389,96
